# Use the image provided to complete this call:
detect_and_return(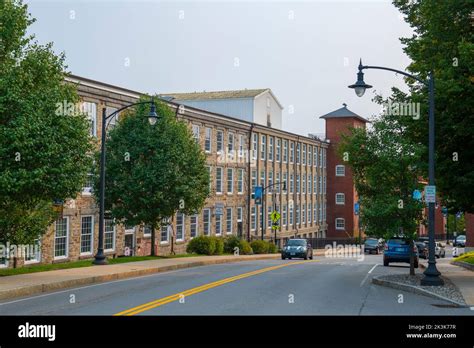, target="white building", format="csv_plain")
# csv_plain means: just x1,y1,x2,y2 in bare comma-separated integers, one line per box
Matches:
160,88,283,129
